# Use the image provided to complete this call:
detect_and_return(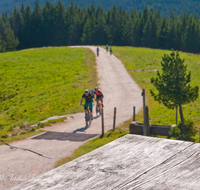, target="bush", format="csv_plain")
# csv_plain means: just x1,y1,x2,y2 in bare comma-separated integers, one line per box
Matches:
169,120,198,142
